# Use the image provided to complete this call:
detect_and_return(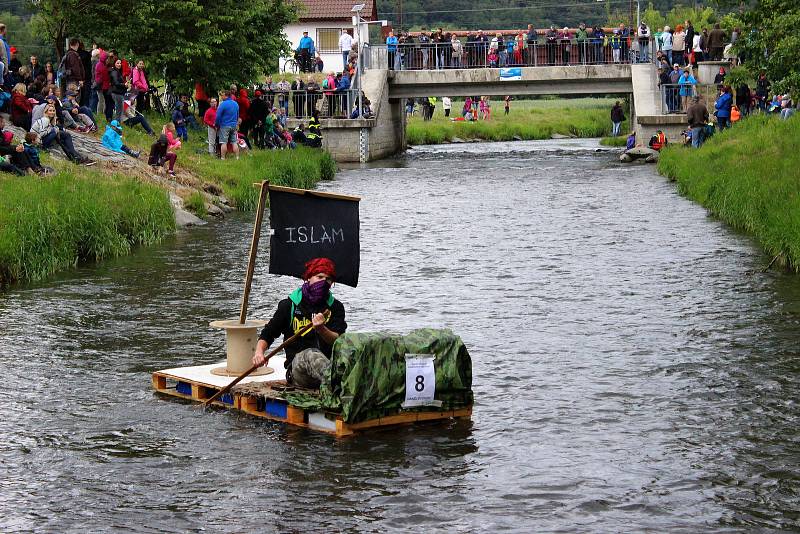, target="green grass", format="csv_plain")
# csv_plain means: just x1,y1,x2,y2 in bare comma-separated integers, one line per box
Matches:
658,114,800,269
0,169,175,287
407,98,628,145
600,136,629,147
184,191,208,218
